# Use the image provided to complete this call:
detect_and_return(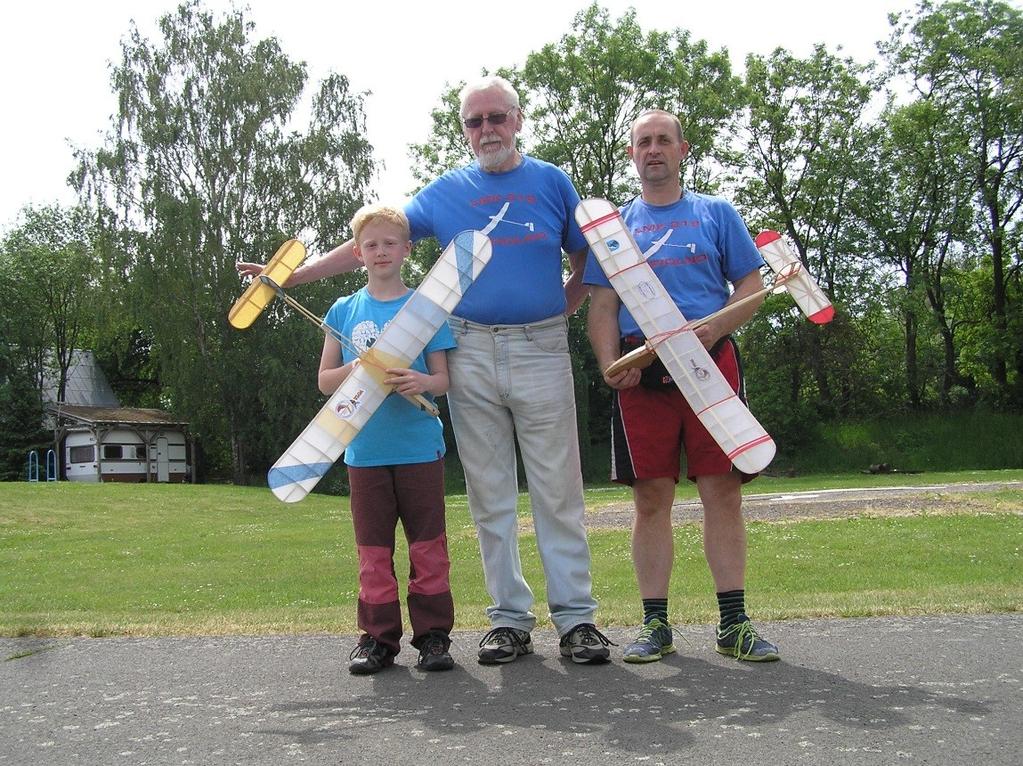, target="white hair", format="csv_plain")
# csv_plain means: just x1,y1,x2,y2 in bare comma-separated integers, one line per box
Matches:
459,76,520,117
